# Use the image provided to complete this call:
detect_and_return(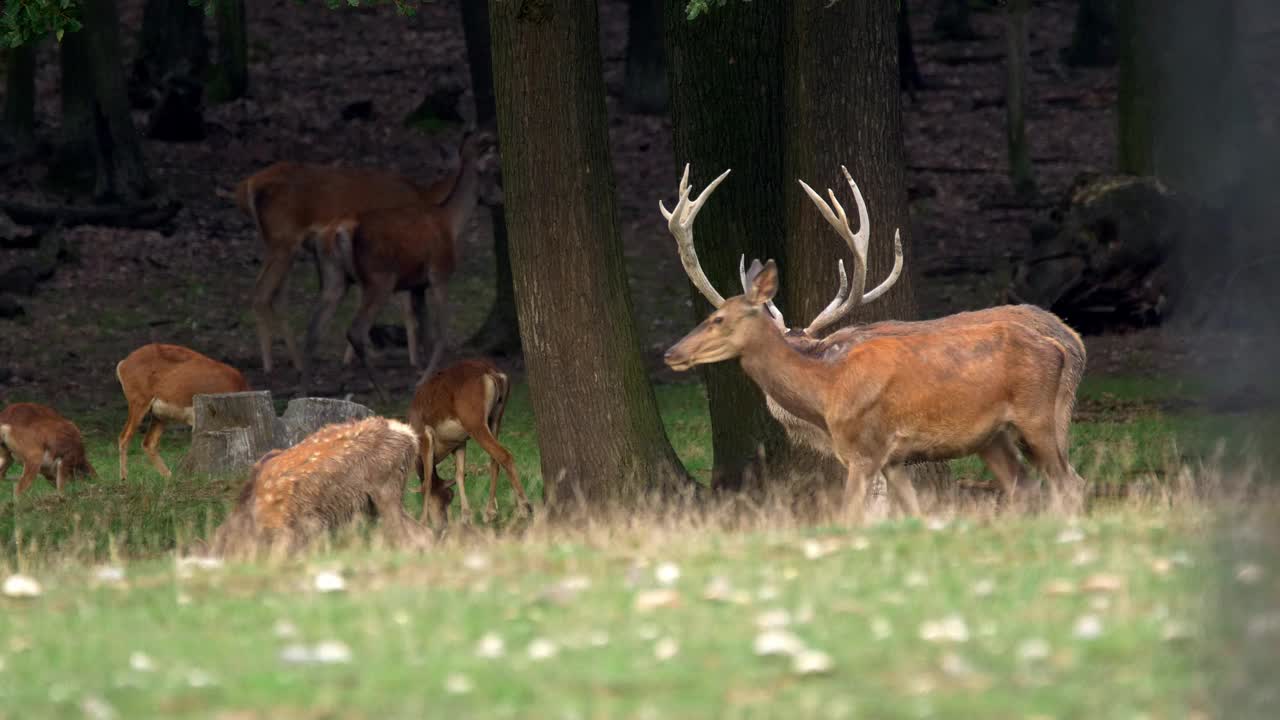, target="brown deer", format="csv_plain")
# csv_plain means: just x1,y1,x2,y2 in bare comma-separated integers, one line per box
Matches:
0,403,97,498
116,343,250,481
234,143,462,376
408,358,531,527
660,165,1086,516
210,416,430,557
301,133,486,400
